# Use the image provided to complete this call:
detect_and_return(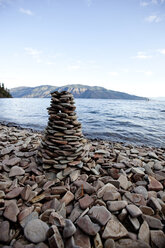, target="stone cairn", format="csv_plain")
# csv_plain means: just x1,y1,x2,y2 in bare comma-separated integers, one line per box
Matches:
37,91,87,175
